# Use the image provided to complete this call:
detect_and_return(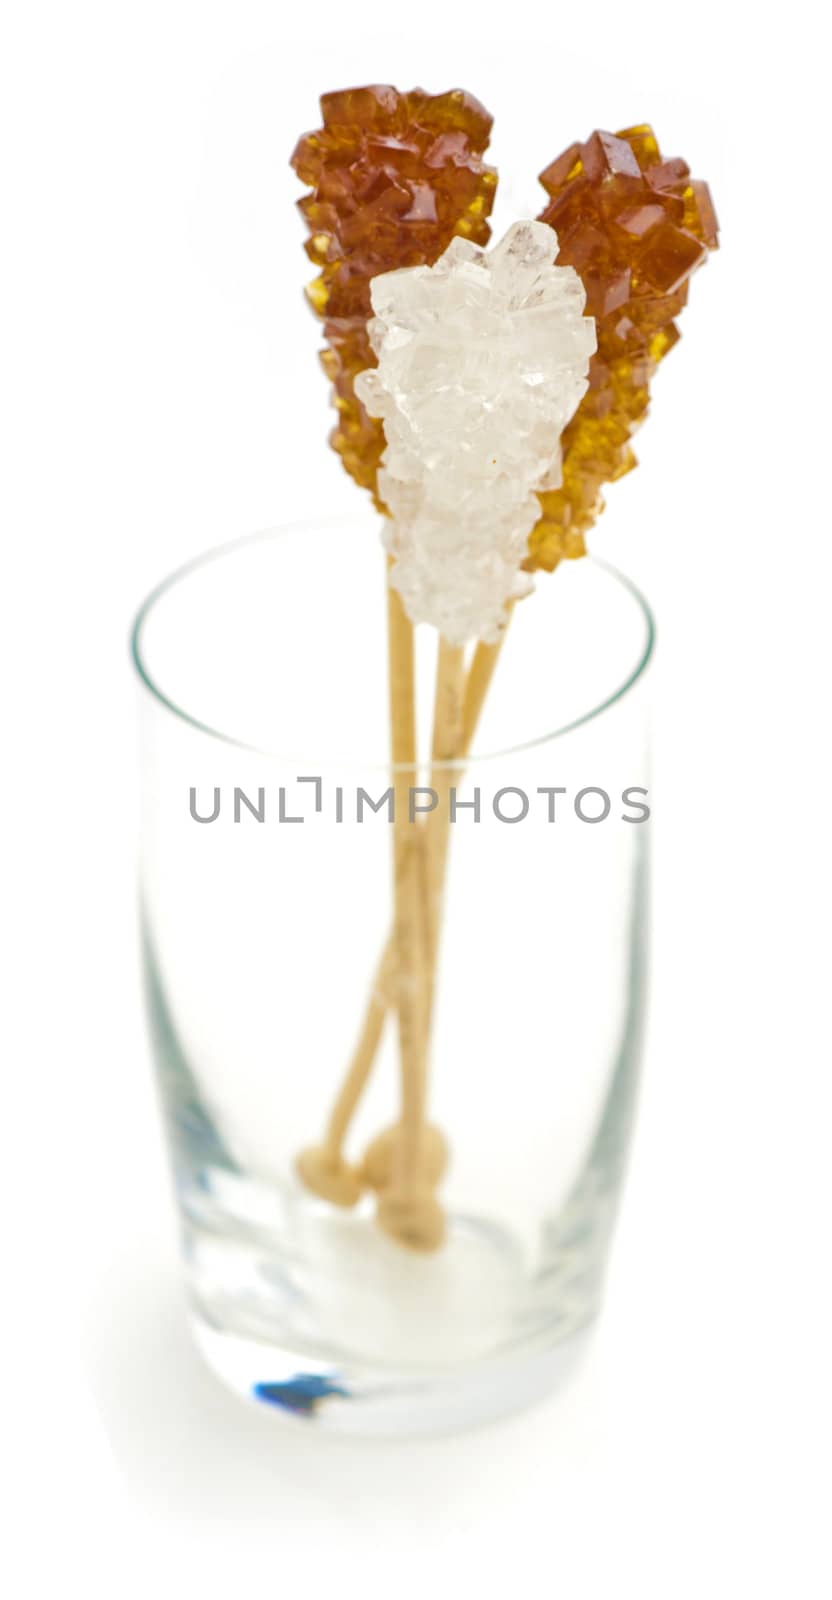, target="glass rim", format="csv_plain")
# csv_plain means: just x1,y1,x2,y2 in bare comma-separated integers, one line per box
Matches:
130,520,655,768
